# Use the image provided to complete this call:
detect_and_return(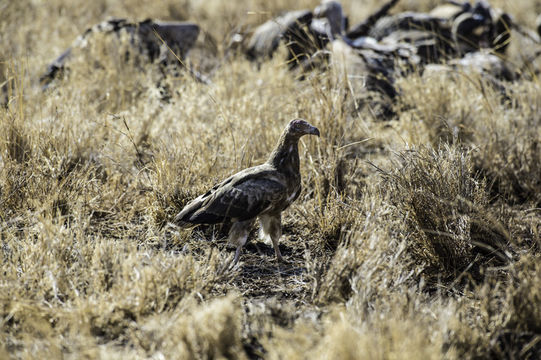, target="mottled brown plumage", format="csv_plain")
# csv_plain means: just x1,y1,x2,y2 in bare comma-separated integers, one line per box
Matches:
246,10,313,61
174,119,320,264
41,19,200,87
245,1,346,69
